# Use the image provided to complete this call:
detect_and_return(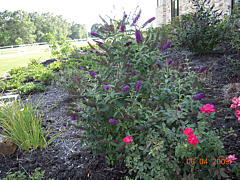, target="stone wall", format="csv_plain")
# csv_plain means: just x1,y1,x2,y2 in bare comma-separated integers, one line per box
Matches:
156,0,232,26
